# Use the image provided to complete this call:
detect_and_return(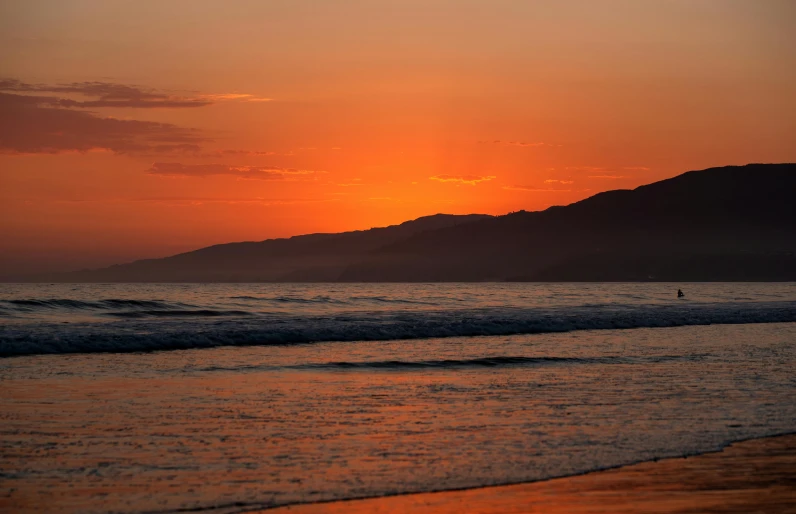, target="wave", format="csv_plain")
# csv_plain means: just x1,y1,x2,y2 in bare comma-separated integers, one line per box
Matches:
1,301,794,357
1,298,182,311
350,295,437,305
176,354,707,373
107,309,253,318
291,354,707,370
228,295,347,304
227,295,433,305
